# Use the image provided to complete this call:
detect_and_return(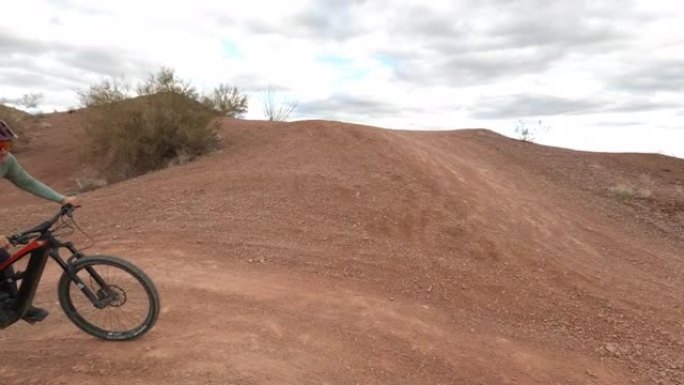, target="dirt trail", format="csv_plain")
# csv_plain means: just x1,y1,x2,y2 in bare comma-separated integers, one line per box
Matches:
1,113,683,385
